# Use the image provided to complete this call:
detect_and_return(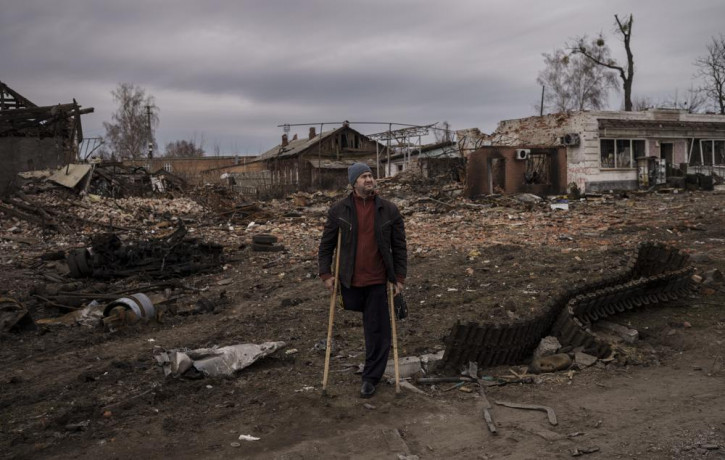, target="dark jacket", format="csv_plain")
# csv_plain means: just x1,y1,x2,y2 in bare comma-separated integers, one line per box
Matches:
318,192,407,290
